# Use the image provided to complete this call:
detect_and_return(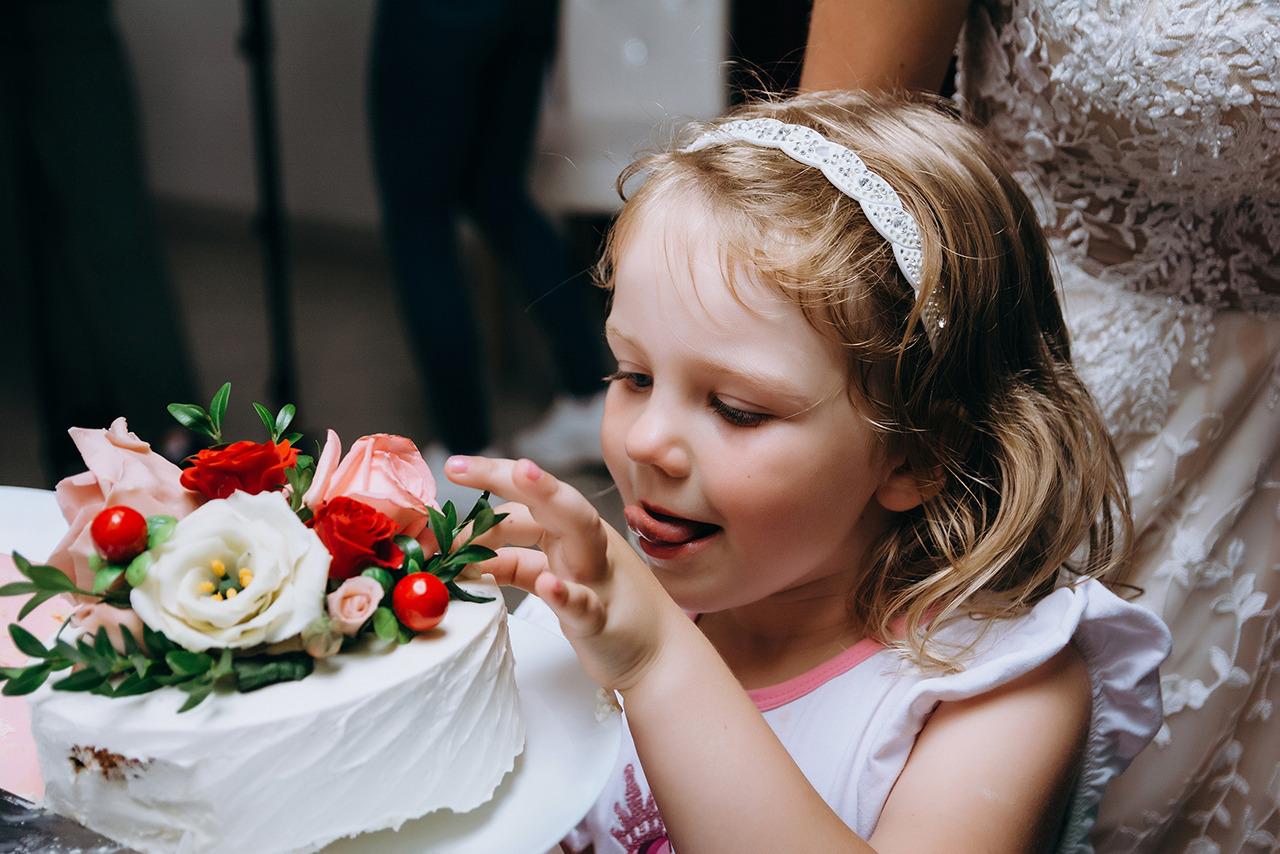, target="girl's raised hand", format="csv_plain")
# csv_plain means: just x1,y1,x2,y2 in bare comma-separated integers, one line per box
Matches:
443,455,687,693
